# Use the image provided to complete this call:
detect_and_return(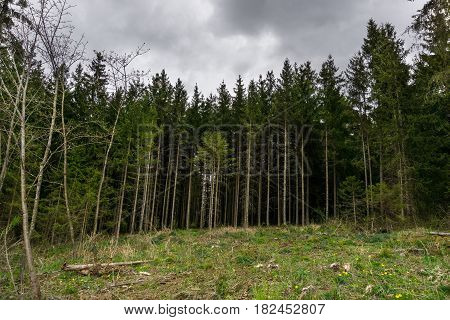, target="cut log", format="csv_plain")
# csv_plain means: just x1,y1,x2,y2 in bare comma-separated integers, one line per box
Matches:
428,232,450,237
62,260,149,272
